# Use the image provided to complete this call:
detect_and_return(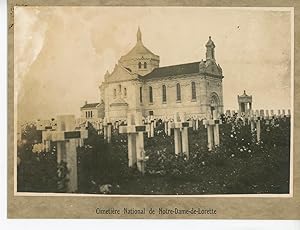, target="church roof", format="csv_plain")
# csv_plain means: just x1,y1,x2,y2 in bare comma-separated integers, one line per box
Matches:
81,103,100,109
141,58,223,79
142,61,201,79
119,28,159,61
123,42,158,58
